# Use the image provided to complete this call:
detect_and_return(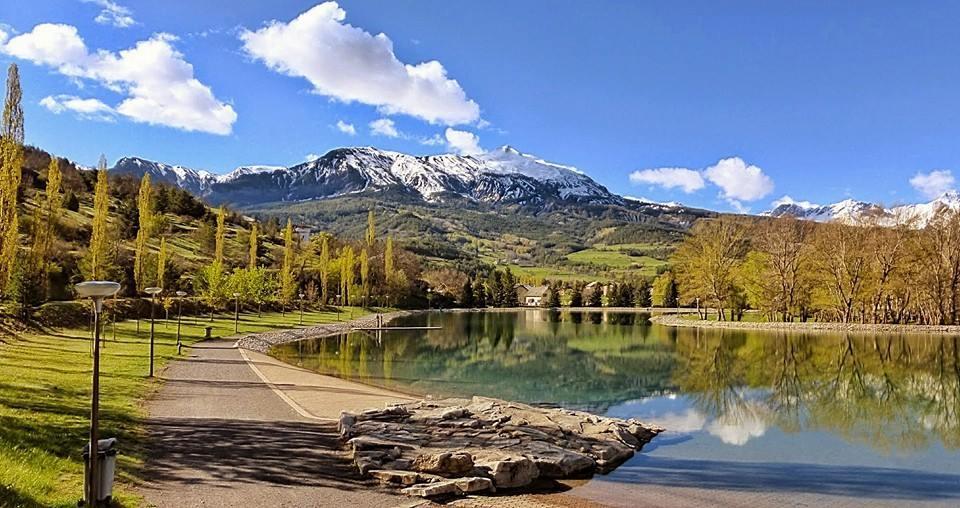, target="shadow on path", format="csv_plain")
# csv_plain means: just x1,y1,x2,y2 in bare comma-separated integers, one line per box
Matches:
143,417,374,492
